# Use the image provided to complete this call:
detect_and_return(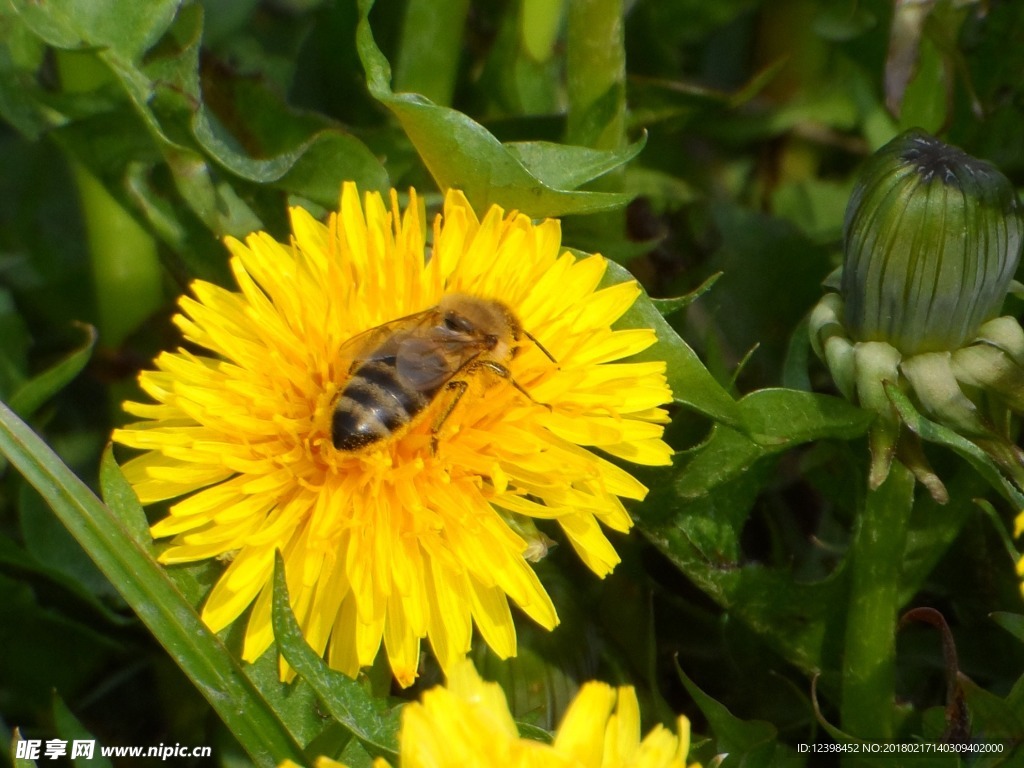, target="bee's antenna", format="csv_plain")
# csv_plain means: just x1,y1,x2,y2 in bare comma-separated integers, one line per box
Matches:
523,330,557,363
